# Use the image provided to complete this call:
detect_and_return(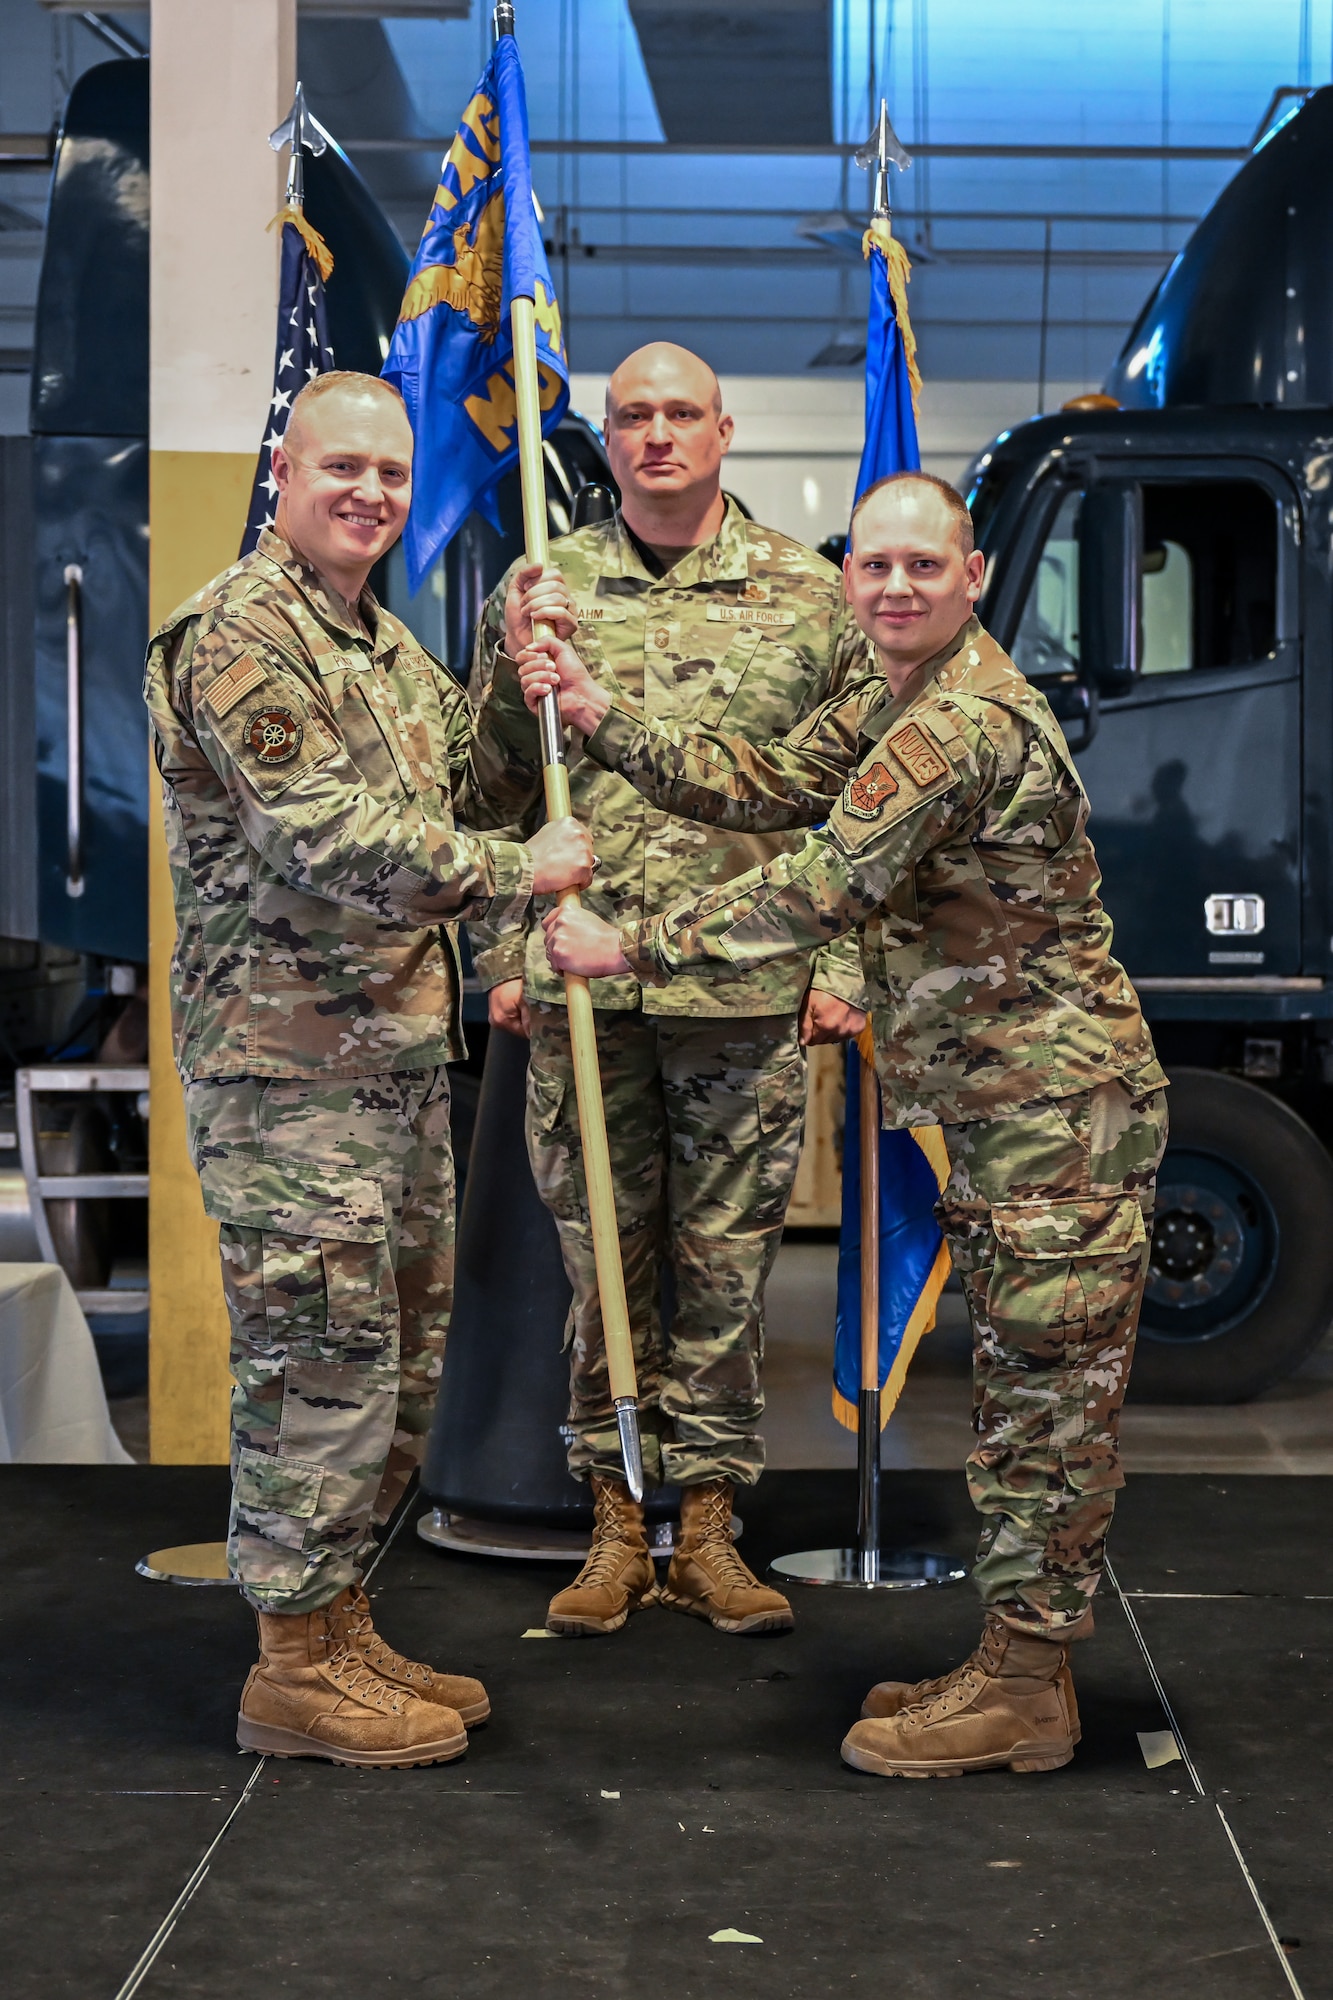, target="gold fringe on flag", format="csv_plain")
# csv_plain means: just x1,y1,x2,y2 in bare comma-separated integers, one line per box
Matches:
267,205,334,282
830,1025,951,1434
861,214,922,420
